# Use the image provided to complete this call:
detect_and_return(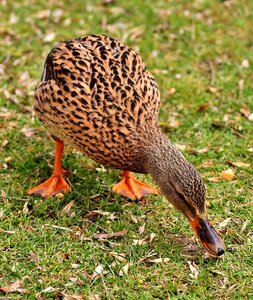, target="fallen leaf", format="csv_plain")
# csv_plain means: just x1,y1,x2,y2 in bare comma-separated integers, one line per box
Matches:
206,86,221,98
60,200,75,217
218,218,231,228
22,201,29,213
240,220,249,234
228,161,250,168
1,189,7,199
93,229,128,240
94,265,103,276
21,127,40,138
119,263,130,276
240,106,251,119
149,233,156,243
220,169,235,181
0,281,29,294
138,223,145,235
71,263,80,269
108,252,127,262
188,261,199,278
197,103,209,112
130,214,138,224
